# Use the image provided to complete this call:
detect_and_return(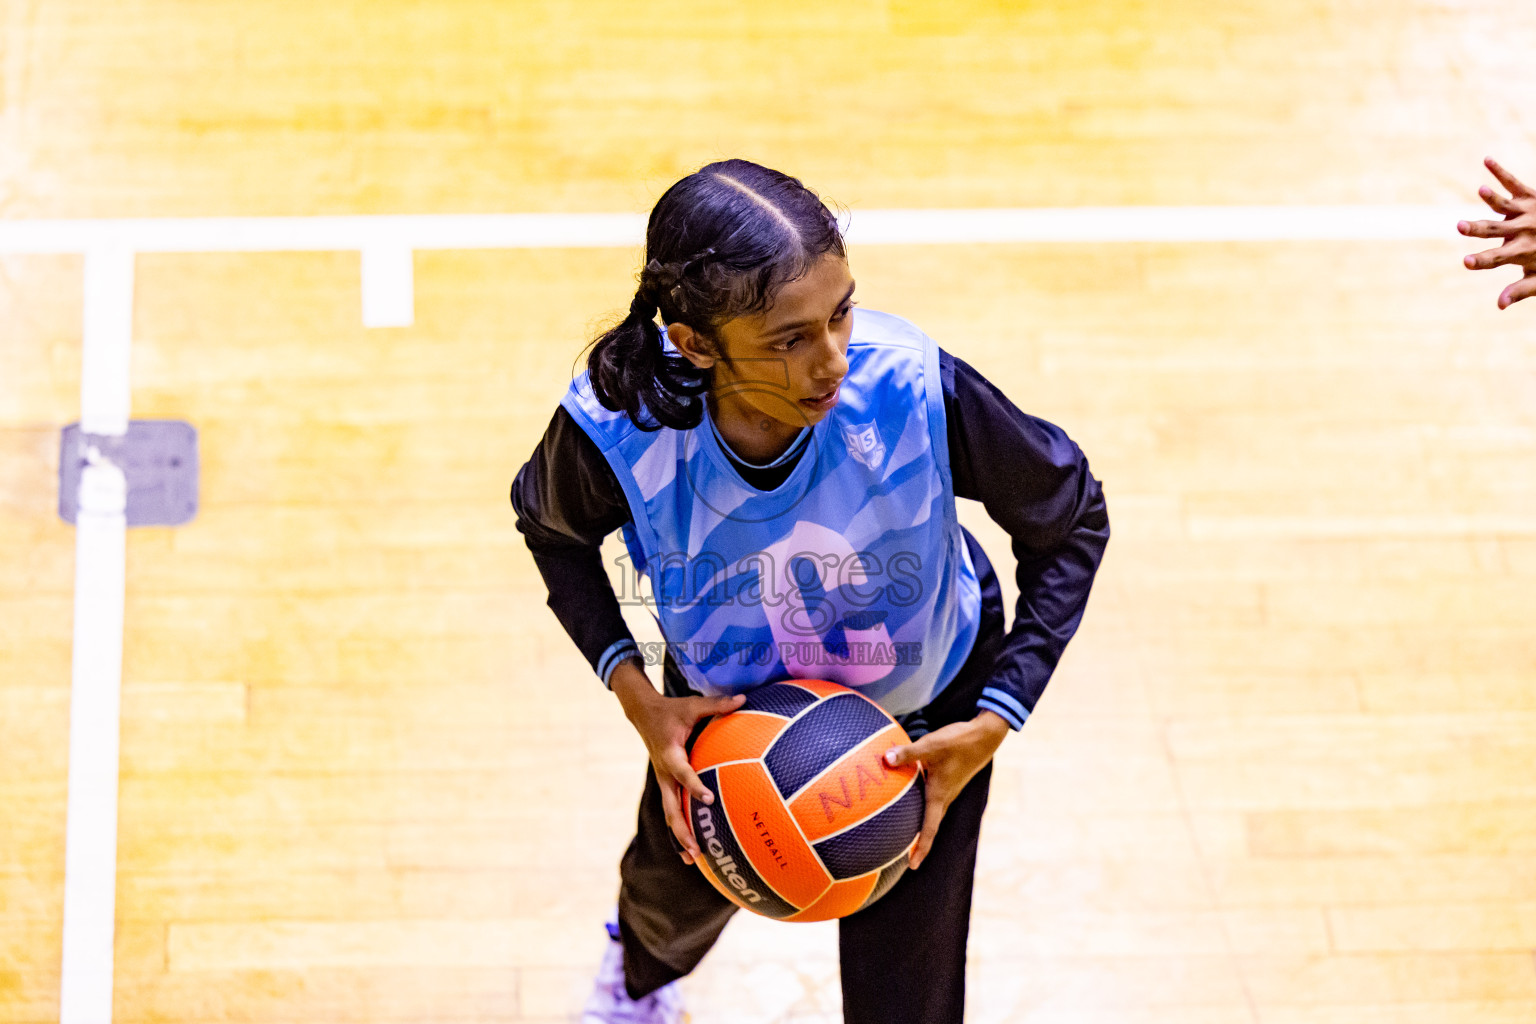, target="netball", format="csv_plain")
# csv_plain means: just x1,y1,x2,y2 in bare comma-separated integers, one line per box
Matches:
684,680,925,922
